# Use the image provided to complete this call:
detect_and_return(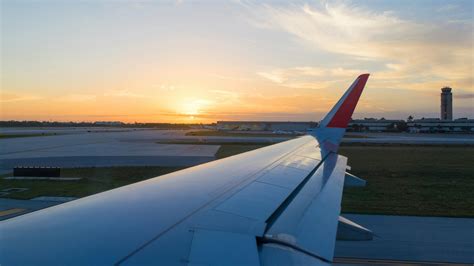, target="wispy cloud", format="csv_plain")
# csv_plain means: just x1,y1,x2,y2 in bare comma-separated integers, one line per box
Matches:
257,71,287,83
436,4,459,13
257,67,364,88
209,73,253,82
0,92,42,103
104,89,145,98
246,1,473,92
56,94,97,102
247,2,421,59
